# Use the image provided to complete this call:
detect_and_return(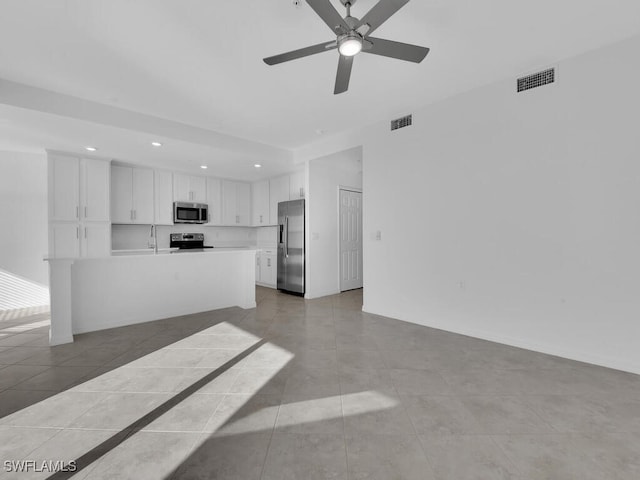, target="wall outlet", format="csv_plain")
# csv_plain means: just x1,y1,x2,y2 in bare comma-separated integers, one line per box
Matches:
375,231,382,241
